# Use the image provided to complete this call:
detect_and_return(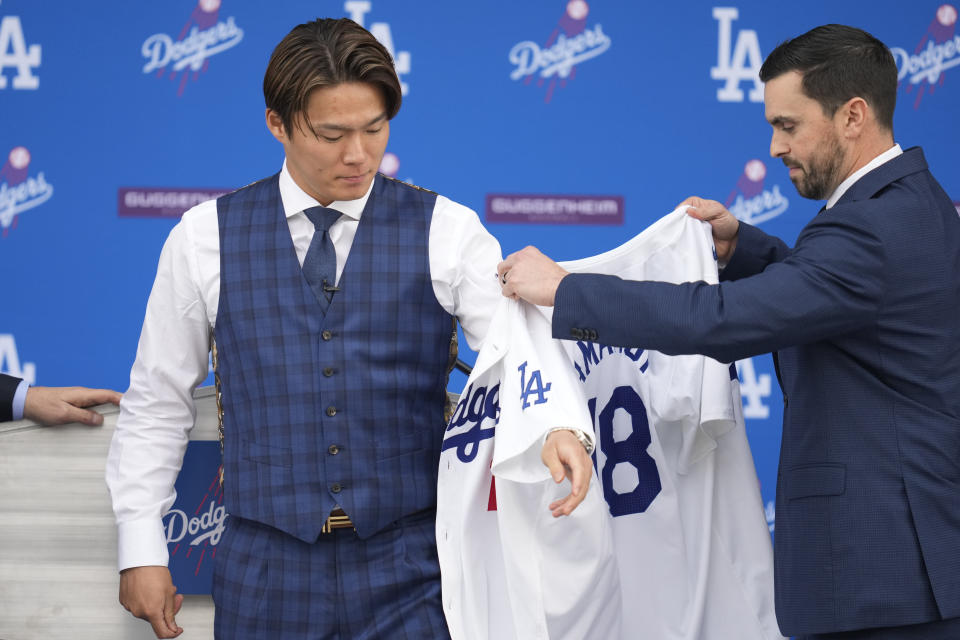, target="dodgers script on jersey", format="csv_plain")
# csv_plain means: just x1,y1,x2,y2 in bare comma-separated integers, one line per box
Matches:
437,208,783,640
